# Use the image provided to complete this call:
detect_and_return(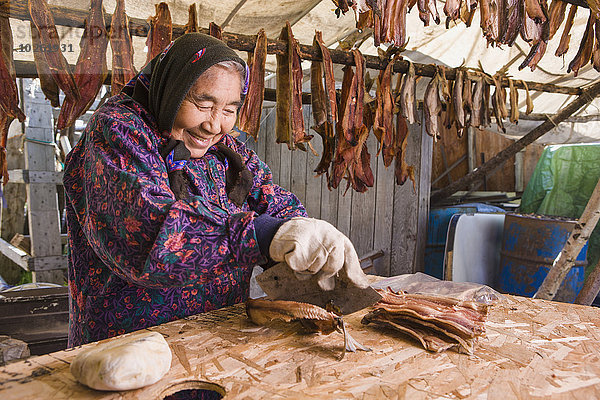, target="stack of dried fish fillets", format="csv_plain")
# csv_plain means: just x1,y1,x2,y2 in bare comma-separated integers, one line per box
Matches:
362,289,489,353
